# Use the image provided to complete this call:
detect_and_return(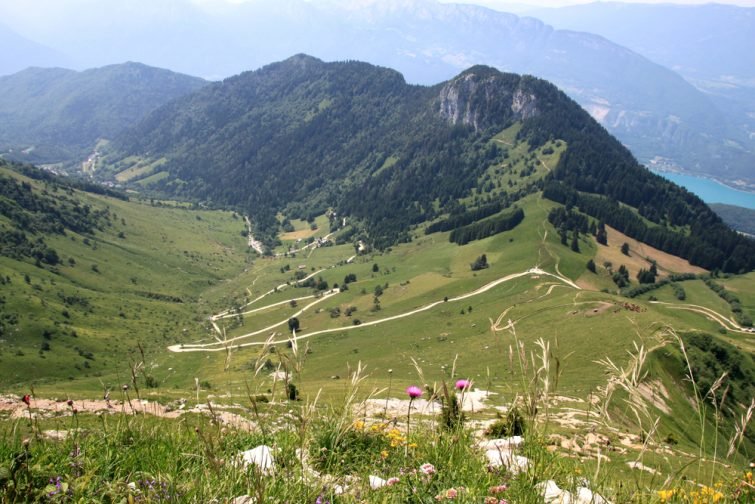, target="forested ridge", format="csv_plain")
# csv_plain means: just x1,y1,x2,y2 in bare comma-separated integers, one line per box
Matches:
0,63,206,164
107,55,754,271
512,73,754,273
110,55,533,247
0,160,119,265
